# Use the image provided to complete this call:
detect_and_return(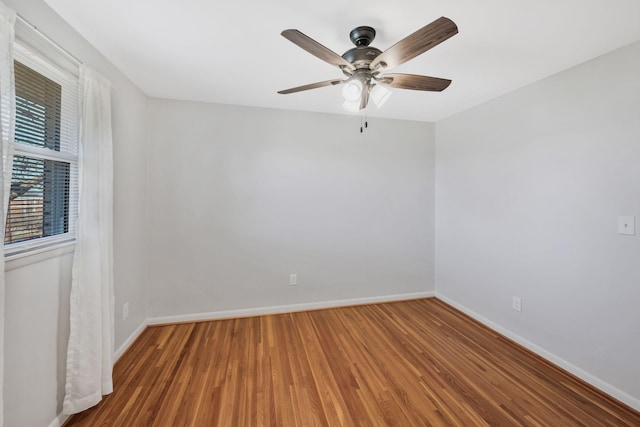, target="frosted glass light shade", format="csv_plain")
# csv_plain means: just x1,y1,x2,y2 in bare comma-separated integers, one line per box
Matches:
370,84,391,107
341,79,363,102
